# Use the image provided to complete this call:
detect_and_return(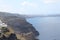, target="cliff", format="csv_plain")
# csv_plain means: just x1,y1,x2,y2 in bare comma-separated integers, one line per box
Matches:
0,12,39,40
